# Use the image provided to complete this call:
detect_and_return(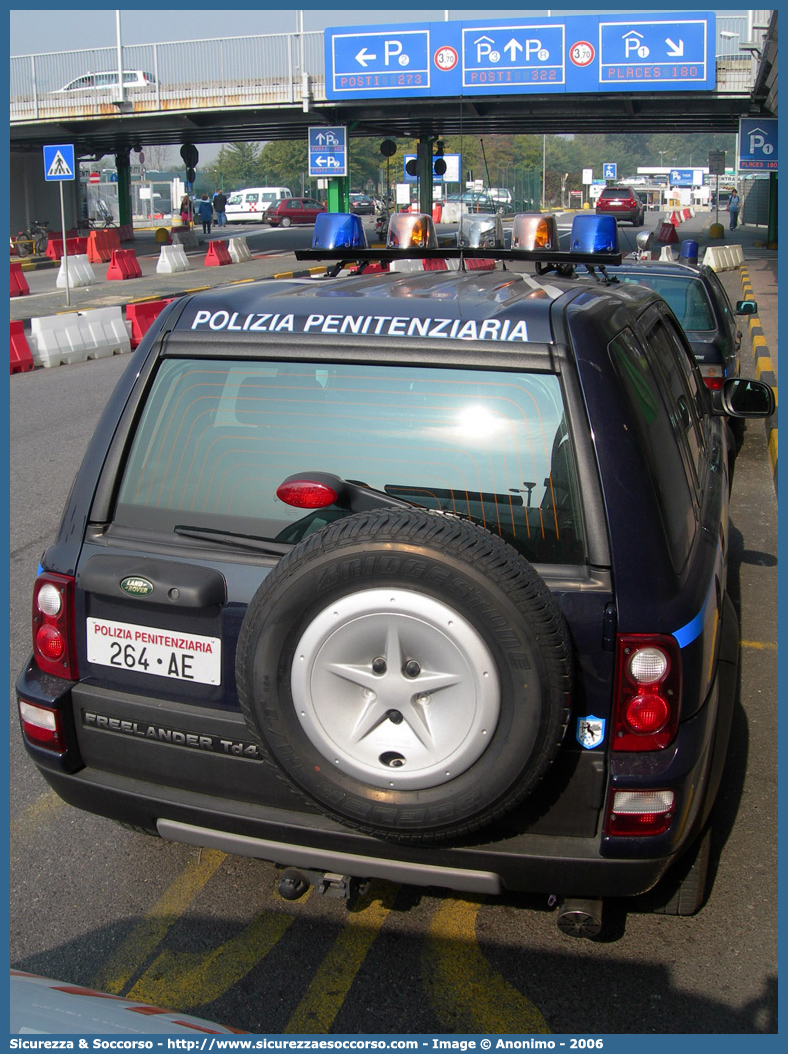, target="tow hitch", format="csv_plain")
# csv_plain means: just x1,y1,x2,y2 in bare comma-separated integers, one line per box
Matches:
277,867,370,907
